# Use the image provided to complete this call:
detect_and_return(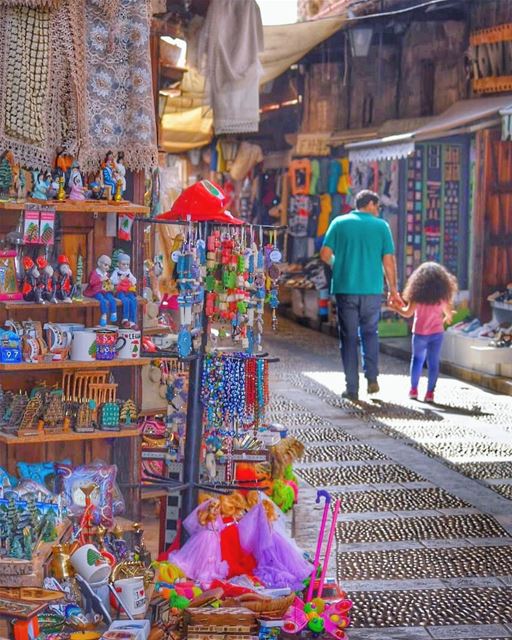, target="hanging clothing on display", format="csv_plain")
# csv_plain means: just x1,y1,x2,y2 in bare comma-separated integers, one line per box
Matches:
327,158,342,194
309,158,320,195
318,157,330,194
230,142,263,181
288,195,311,237
196,0,264,134
289,159,312,195
337,158,350,194
317,194,332,237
